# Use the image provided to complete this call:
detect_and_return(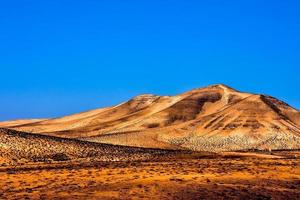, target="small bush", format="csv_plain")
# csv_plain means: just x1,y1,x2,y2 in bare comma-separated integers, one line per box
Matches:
50,153,70,161
147,123,160,128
